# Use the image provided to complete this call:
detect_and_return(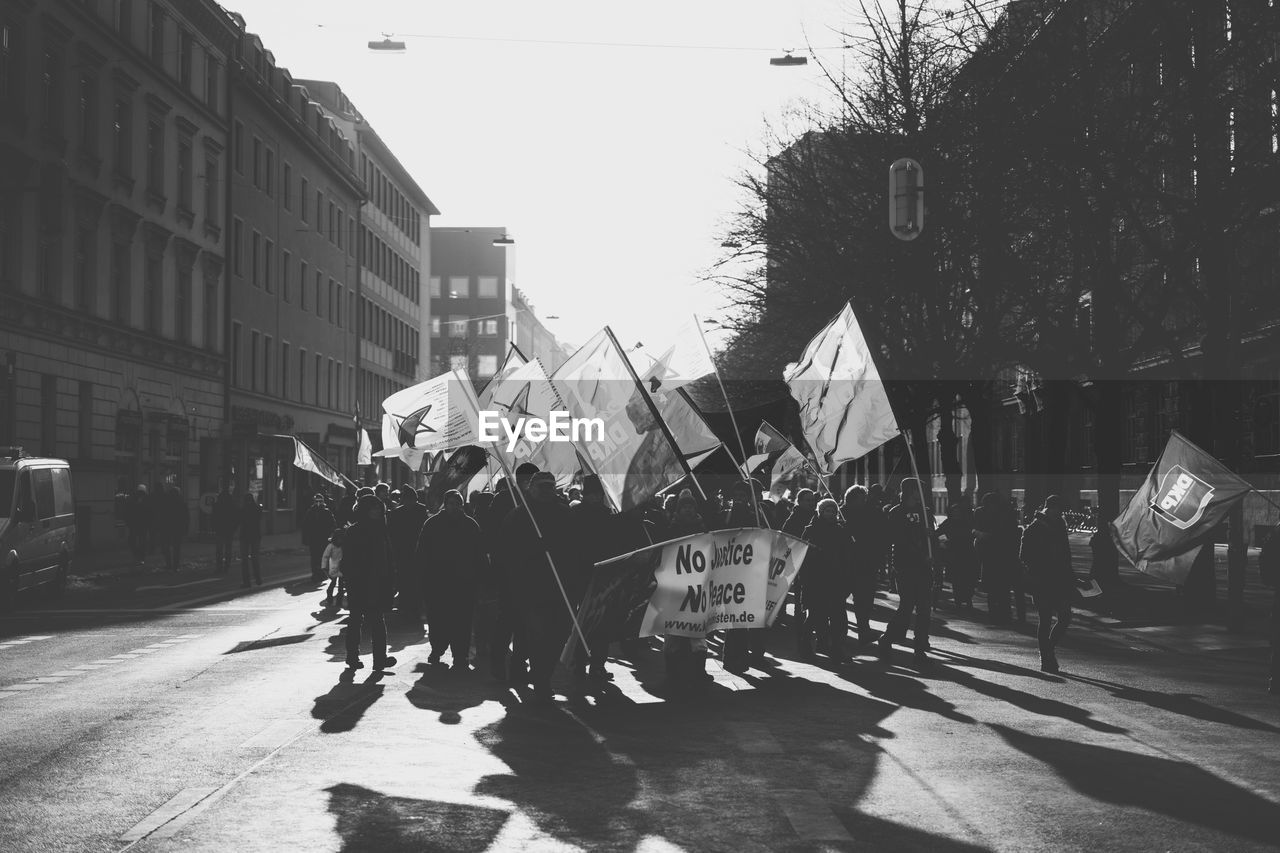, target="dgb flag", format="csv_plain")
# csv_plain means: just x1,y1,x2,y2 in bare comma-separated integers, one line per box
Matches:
377,369,479,463
1110,431,1252,584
